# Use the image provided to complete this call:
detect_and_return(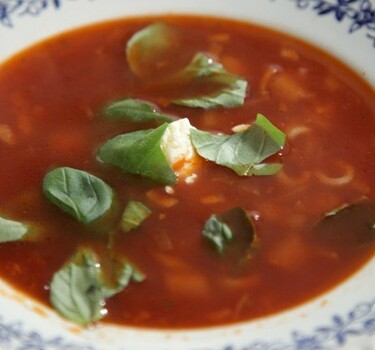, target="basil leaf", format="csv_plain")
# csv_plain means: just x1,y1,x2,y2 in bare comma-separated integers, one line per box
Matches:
313,201,375,247
50,250,105,325
102,259,146,298
121,201,152,233
171,53,248,109
43,167,114,224
191,114,285,176
98,124,177,185
126,22,177,78
202,215,233,253
103,98,173,123
254,113,286,148
324,203,350,218
0,216,29,243
249,163,283,176
50,249,145,325
202,207,256,256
